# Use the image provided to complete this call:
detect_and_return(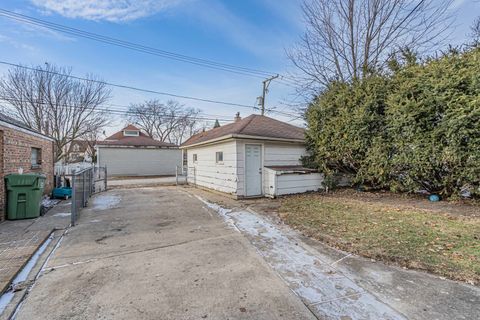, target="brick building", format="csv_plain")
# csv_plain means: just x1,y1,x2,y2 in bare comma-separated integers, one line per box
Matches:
0,113,54,221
